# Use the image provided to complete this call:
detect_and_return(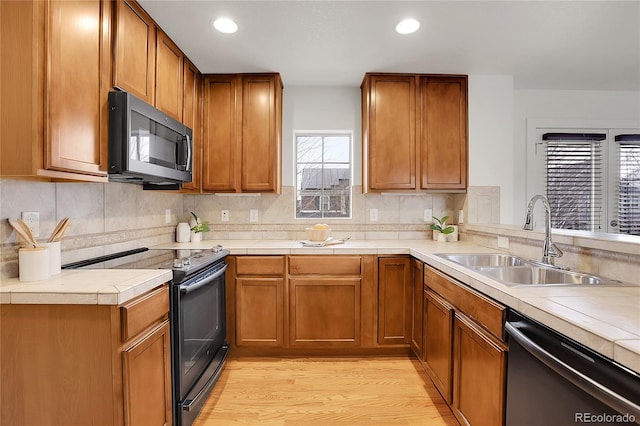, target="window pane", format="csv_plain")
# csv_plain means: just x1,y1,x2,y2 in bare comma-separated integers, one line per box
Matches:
618,141,640,235
324,136,350,162
545,139,603,231
297,136,322,163
295,133,352,219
